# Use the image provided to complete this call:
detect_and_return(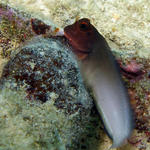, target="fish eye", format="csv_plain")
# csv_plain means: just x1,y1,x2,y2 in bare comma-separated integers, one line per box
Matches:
79,22,90,31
